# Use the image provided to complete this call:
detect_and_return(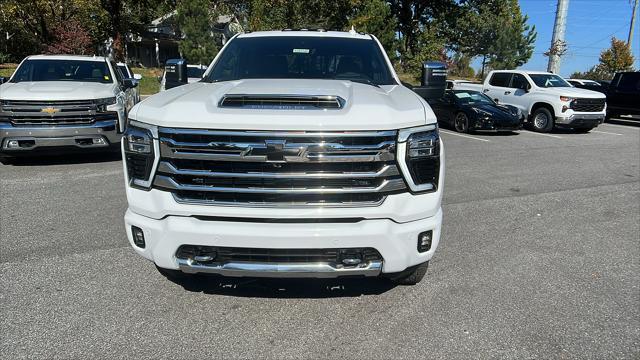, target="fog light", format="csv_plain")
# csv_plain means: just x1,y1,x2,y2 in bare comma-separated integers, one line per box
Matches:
131,226,145,248
562,105,569,113
7,140,19,149
417,231,432,253
92,137,106,145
